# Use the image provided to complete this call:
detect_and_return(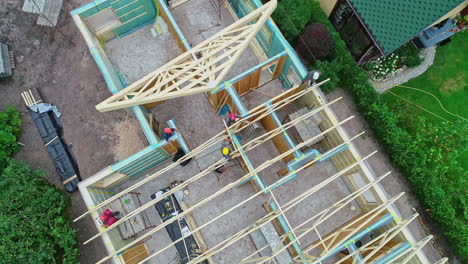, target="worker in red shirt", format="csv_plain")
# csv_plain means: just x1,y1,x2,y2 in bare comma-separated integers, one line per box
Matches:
100,209,120,228
163,127,177,141
225,112,241,127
